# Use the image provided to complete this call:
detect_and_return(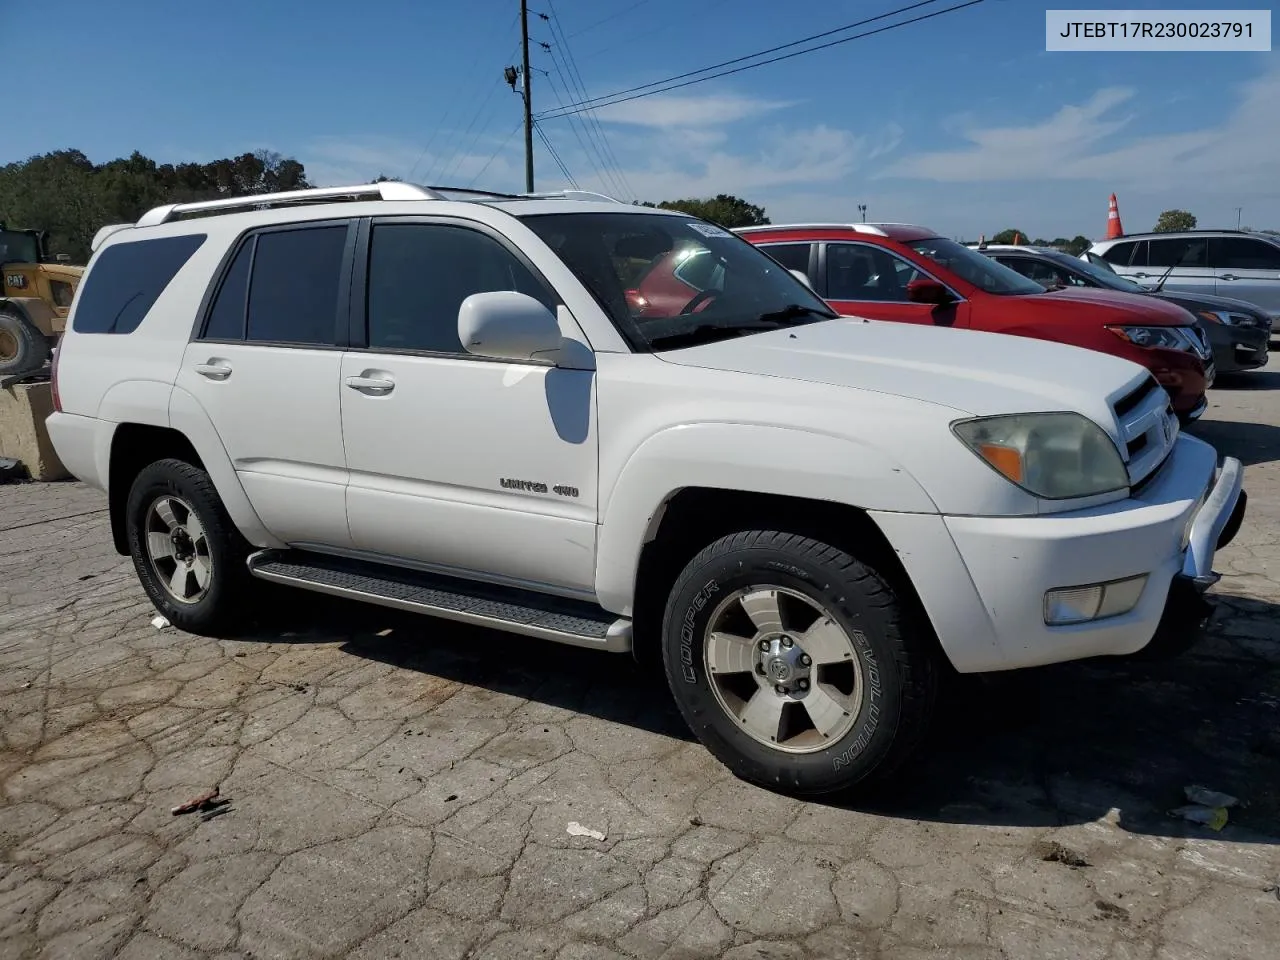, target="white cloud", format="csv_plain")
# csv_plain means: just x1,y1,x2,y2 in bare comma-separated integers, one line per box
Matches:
592,92,794,128
887,63,1280,194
